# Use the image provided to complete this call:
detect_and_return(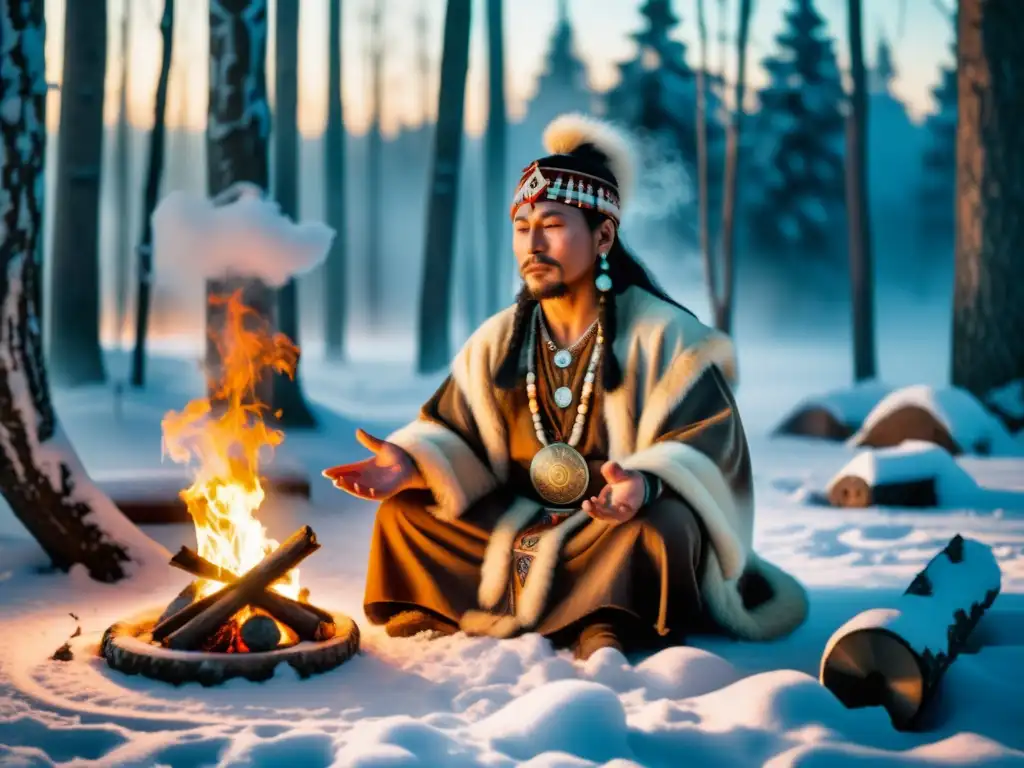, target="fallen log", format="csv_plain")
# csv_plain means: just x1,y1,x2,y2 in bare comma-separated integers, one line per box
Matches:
163,526,320,650
168,546,334,641
819,535,1002,730
827,475,938,508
